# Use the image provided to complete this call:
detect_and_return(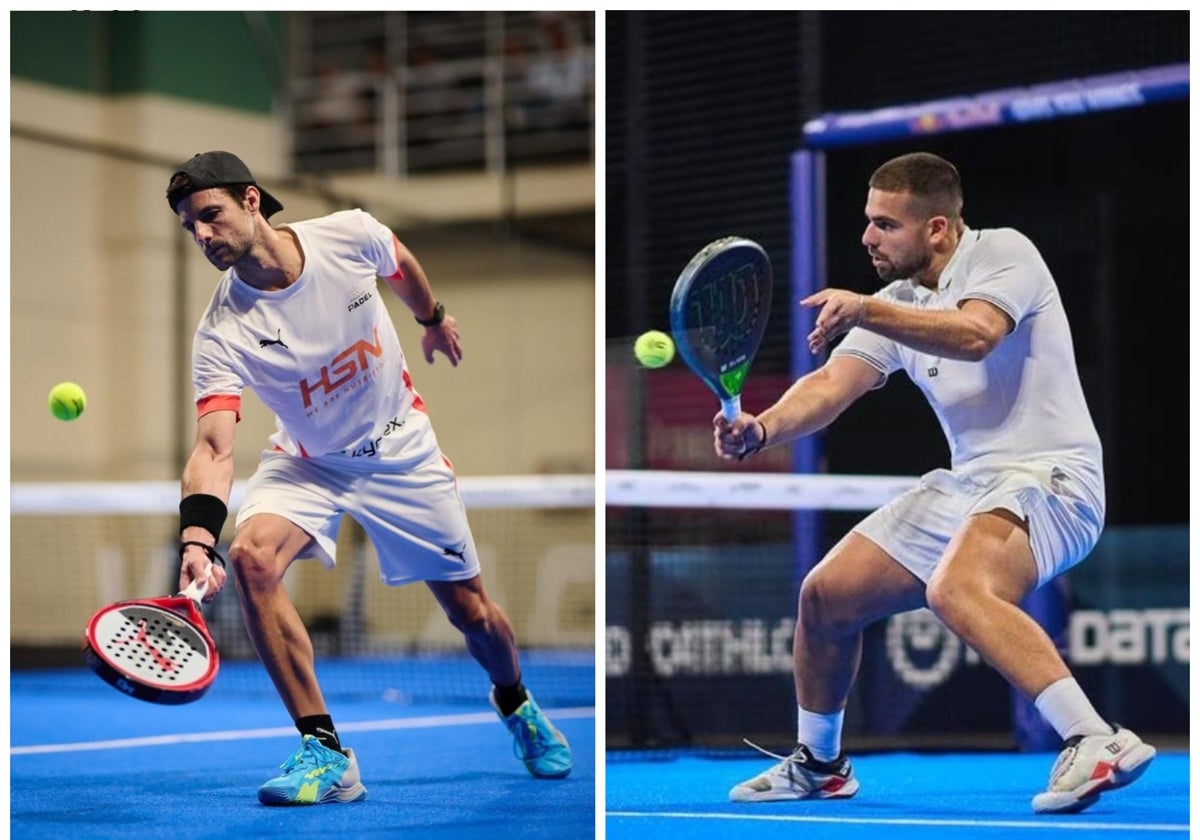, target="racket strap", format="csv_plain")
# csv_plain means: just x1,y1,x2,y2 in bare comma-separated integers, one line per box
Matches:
179,540,227,569
739,418,769,461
